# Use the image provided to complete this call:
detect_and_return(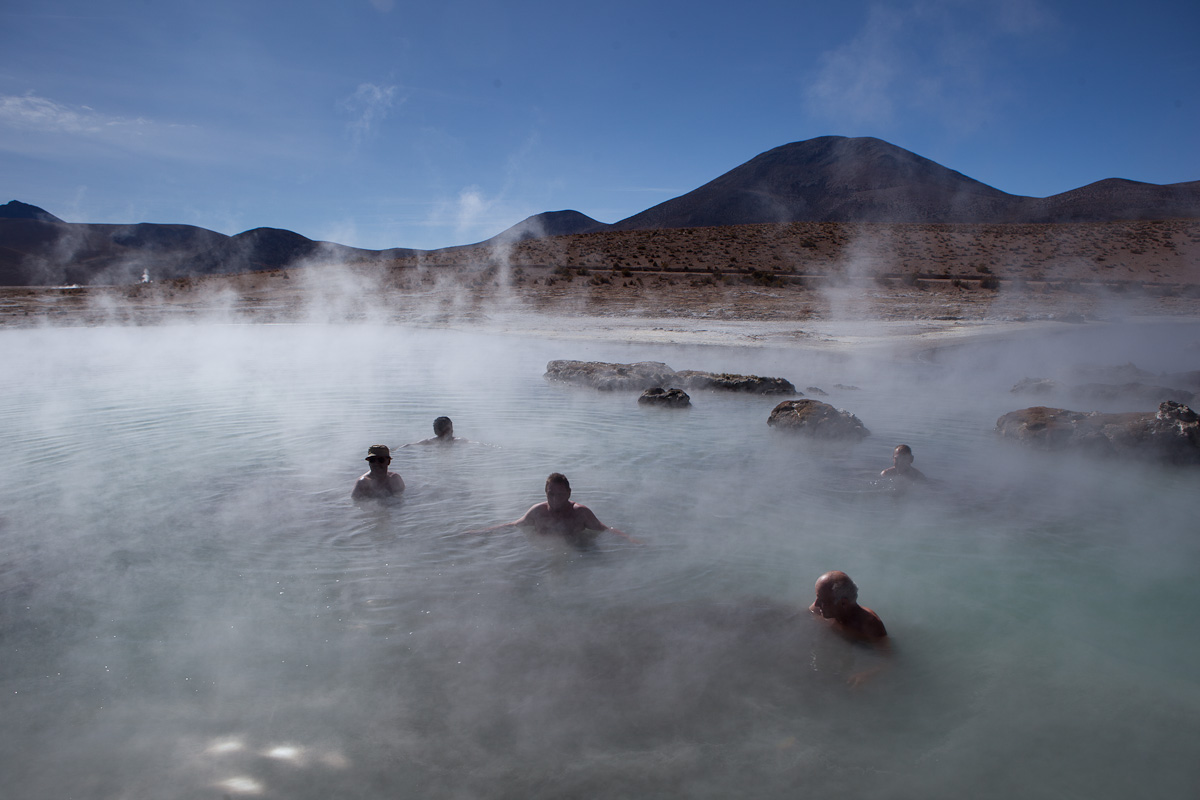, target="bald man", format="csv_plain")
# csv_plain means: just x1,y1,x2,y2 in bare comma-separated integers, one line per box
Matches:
809,571,887,643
